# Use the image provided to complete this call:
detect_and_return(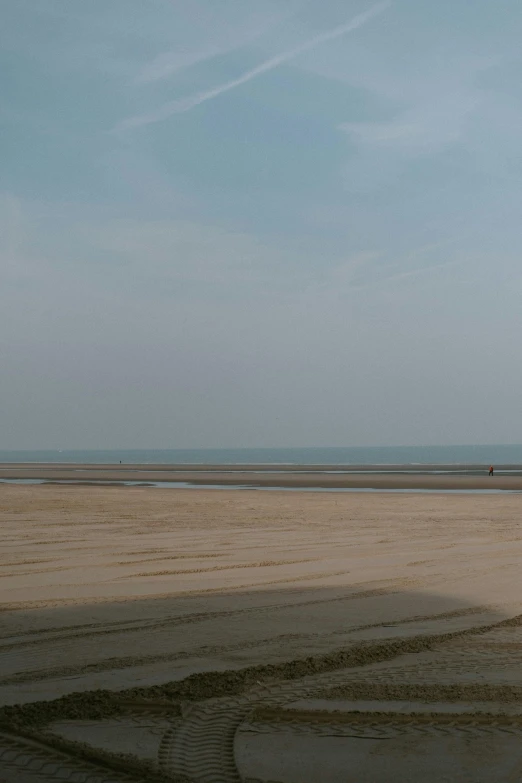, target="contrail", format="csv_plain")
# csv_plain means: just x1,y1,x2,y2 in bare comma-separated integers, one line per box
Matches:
119,2,390,130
